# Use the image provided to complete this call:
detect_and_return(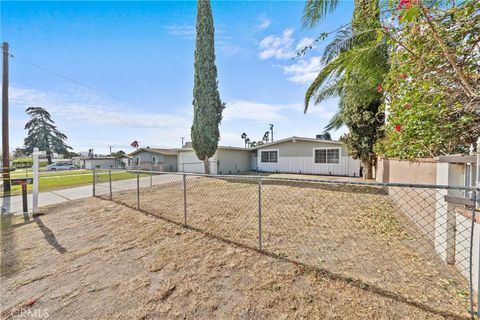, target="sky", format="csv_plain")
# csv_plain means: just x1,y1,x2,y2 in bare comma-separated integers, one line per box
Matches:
1,0,354,154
